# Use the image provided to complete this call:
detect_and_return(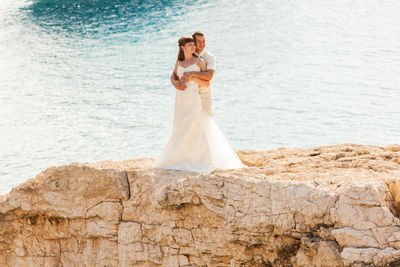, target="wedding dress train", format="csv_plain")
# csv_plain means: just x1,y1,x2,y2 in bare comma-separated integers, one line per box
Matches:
153,62,244,174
